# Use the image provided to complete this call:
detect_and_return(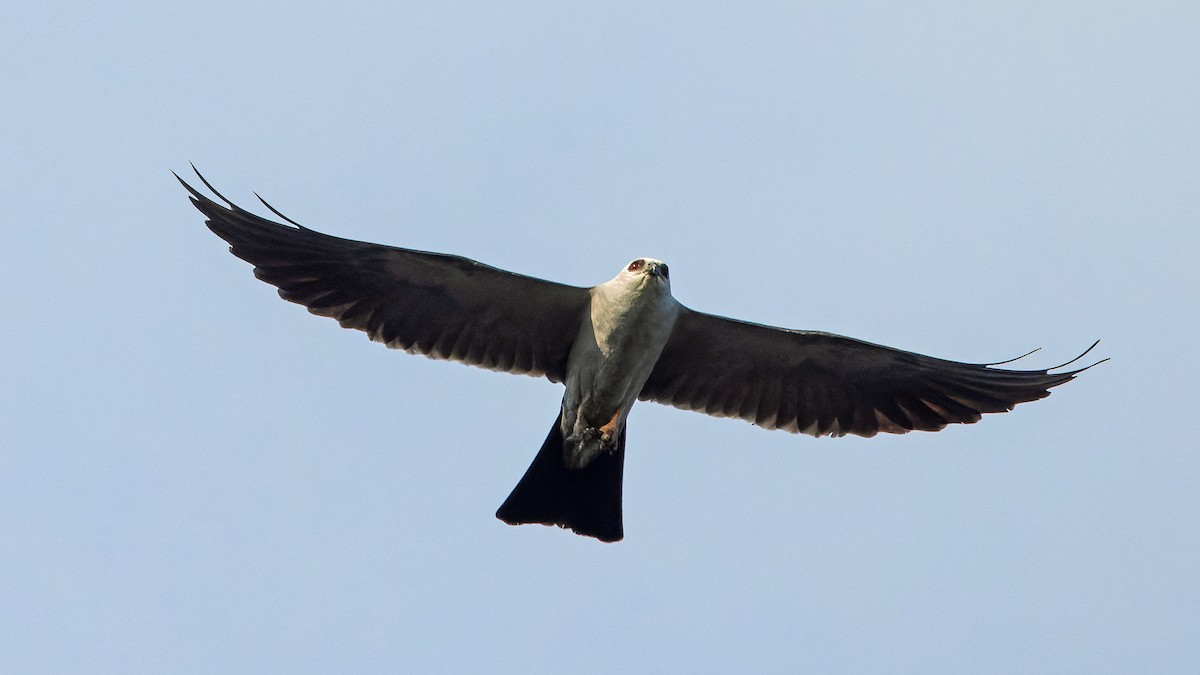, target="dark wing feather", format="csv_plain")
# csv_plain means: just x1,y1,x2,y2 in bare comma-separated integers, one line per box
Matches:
641,308,1101,438
180,171,590,382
